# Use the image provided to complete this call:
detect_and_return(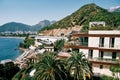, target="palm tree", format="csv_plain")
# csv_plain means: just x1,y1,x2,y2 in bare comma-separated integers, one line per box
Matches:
67,51,93,80
35,52,67,80
54,39,65,51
